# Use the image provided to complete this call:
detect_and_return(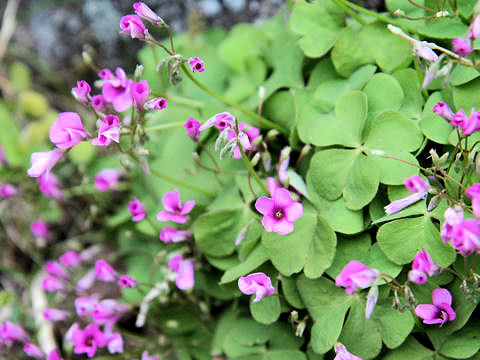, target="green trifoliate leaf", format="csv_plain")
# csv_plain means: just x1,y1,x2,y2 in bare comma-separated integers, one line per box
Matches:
393,68,424,120
453,77,480,114
220,244,269,284
382,336,434,360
